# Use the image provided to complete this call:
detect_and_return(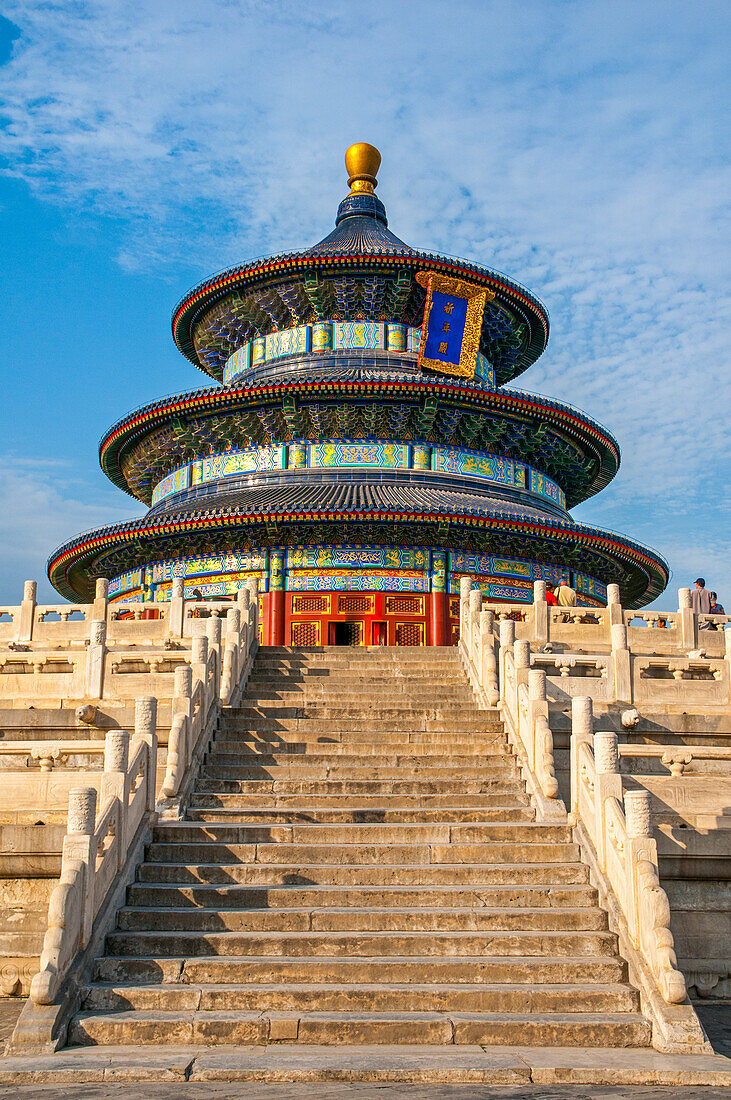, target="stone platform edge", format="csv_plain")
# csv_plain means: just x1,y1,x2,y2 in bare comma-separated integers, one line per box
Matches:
0,1044,728,1085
